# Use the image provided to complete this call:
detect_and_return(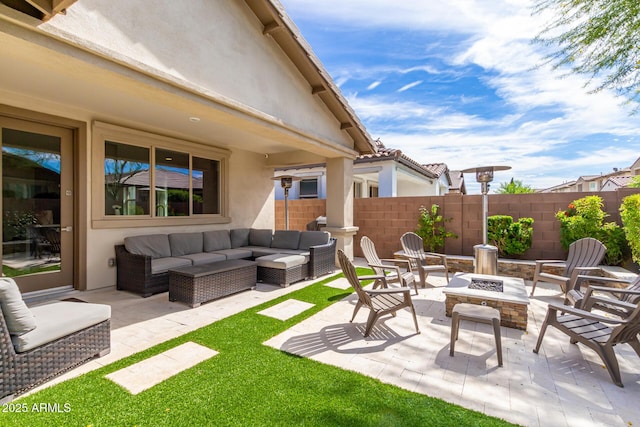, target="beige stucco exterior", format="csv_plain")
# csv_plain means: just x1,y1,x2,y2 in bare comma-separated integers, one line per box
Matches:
0,0,374,292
